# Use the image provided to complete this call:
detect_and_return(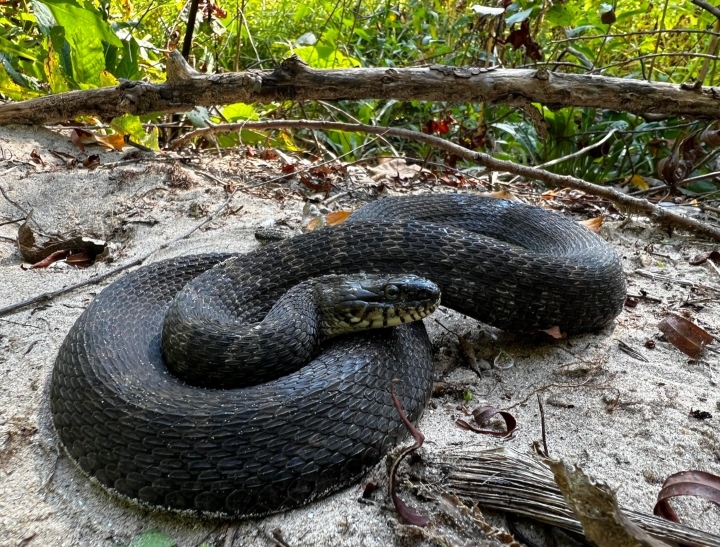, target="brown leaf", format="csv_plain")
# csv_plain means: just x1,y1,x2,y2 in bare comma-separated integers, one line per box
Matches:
16,216,106,266
600,6,616,24
653,470,720,523
550,461,670,547
83,154,100,169
689,250,720,265
299,173,332,193
456,405,517,437
658,149,692,185
93,133,126,151
580,215,603,233
259,149,278,160
658,313,714,359
30,249,70,269
366,158,429,182
506,20,542,61
65,251,93,268
700,125,720,148
539,325,565,339
71,129,125,152
29,149,44,165
70,128,92,152
324,210,351,226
